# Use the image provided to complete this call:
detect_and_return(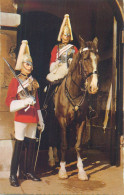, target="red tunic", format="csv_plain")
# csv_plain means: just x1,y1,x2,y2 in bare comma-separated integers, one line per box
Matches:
6,78,40,123
49,44,78,66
